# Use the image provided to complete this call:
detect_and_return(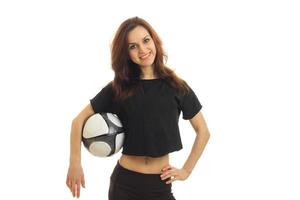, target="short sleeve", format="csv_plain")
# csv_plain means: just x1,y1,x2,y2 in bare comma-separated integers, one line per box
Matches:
90,83,117,114
178,84,202,120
